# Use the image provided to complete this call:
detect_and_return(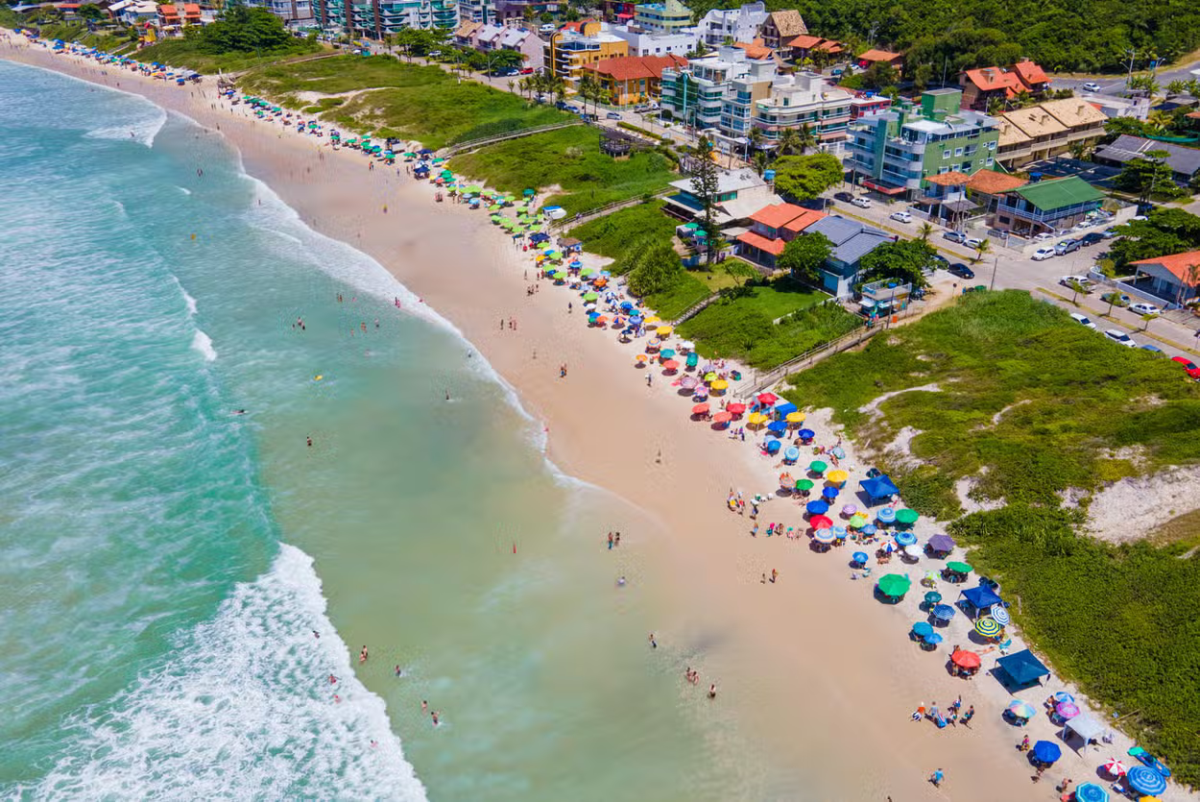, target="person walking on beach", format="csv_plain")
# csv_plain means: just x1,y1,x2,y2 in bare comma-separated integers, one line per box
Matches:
770,568,778,583
306,436,313,448
929,768,944,788
648,632,656,649
614,533,621,547
962,705,975,727
708,683,717,700
608,532,614,550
